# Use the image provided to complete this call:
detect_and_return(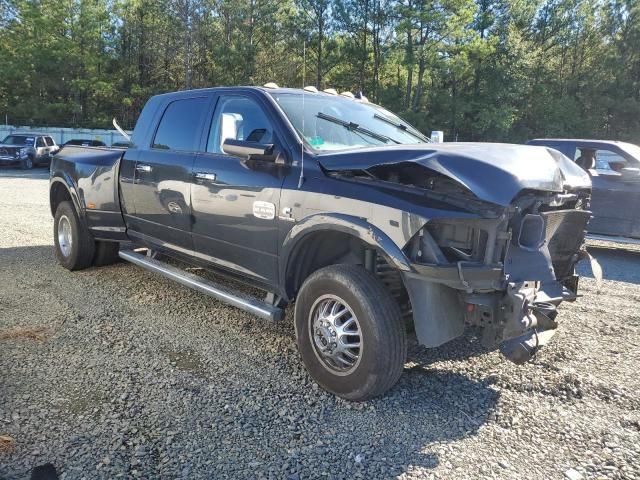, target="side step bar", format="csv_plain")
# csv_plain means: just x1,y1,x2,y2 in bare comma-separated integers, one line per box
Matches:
118,250,284,321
